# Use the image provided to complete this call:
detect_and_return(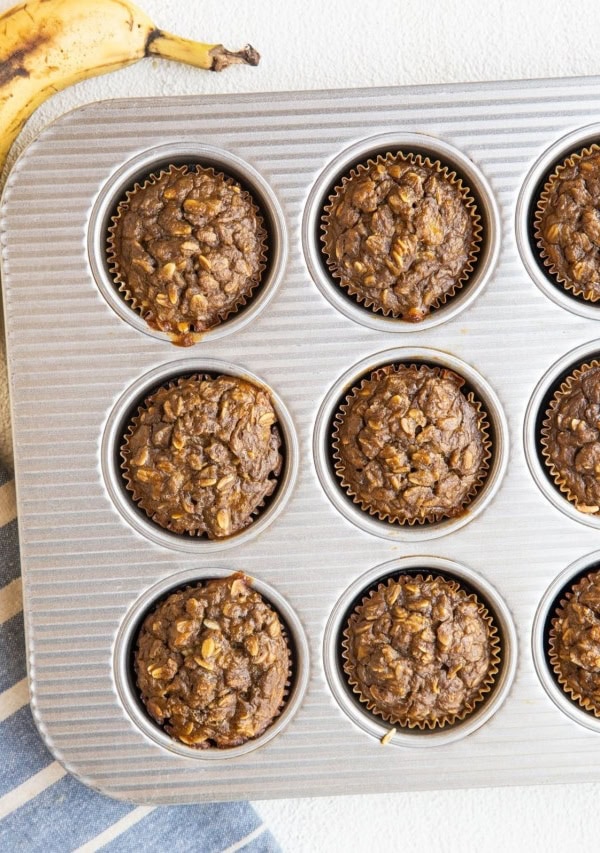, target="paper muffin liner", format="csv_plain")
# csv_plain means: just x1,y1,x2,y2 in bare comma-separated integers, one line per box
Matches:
548,570,600,717
320,151,482,320
135,572,292,748
331,363,492,526
121,374,282,539
342,573,501,730
107,164,268,343
540,359,600,515
533,143,600,302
